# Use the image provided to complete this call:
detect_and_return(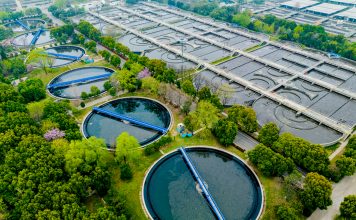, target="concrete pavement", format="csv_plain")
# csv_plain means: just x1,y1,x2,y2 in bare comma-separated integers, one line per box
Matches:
309,174,356,220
